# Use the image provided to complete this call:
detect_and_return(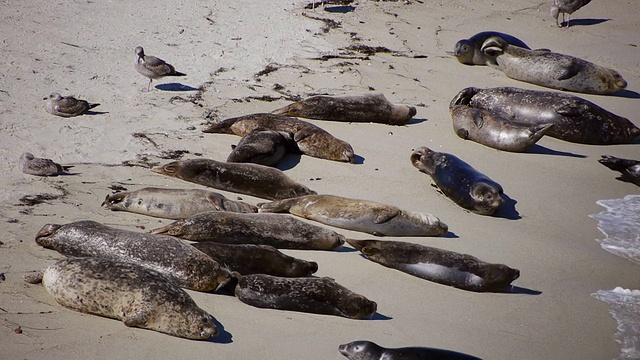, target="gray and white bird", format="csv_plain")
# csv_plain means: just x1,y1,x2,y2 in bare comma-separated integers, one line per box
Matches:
134,46,186,92
43,93,100,117
19,152,72,176
551,0,592,28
